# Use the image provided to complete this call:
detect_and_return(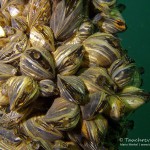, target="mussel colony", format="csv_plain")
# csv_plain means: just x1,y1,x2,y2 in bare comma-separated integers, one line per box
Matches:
0,0,149,150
